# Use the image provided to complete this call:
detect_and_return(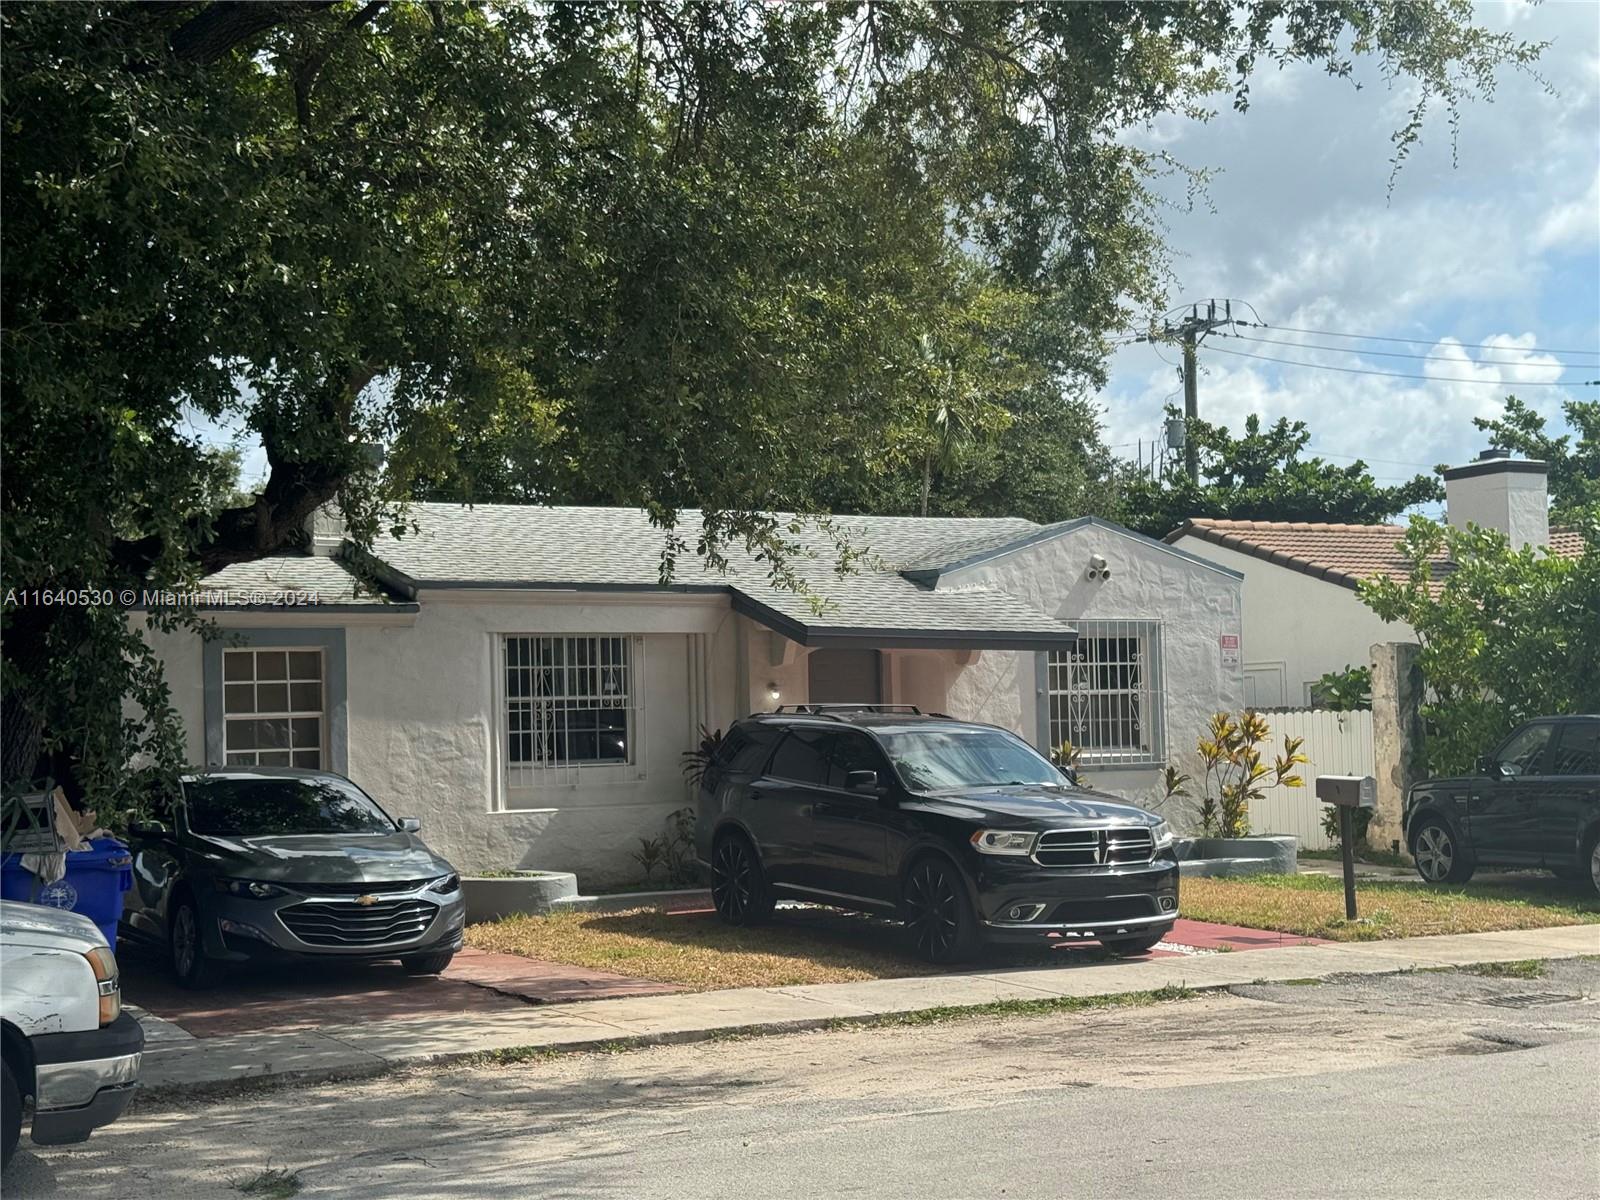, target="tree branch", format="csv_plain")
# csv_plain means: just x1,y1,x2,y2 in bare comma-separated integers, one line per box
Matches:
167,1,338,65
